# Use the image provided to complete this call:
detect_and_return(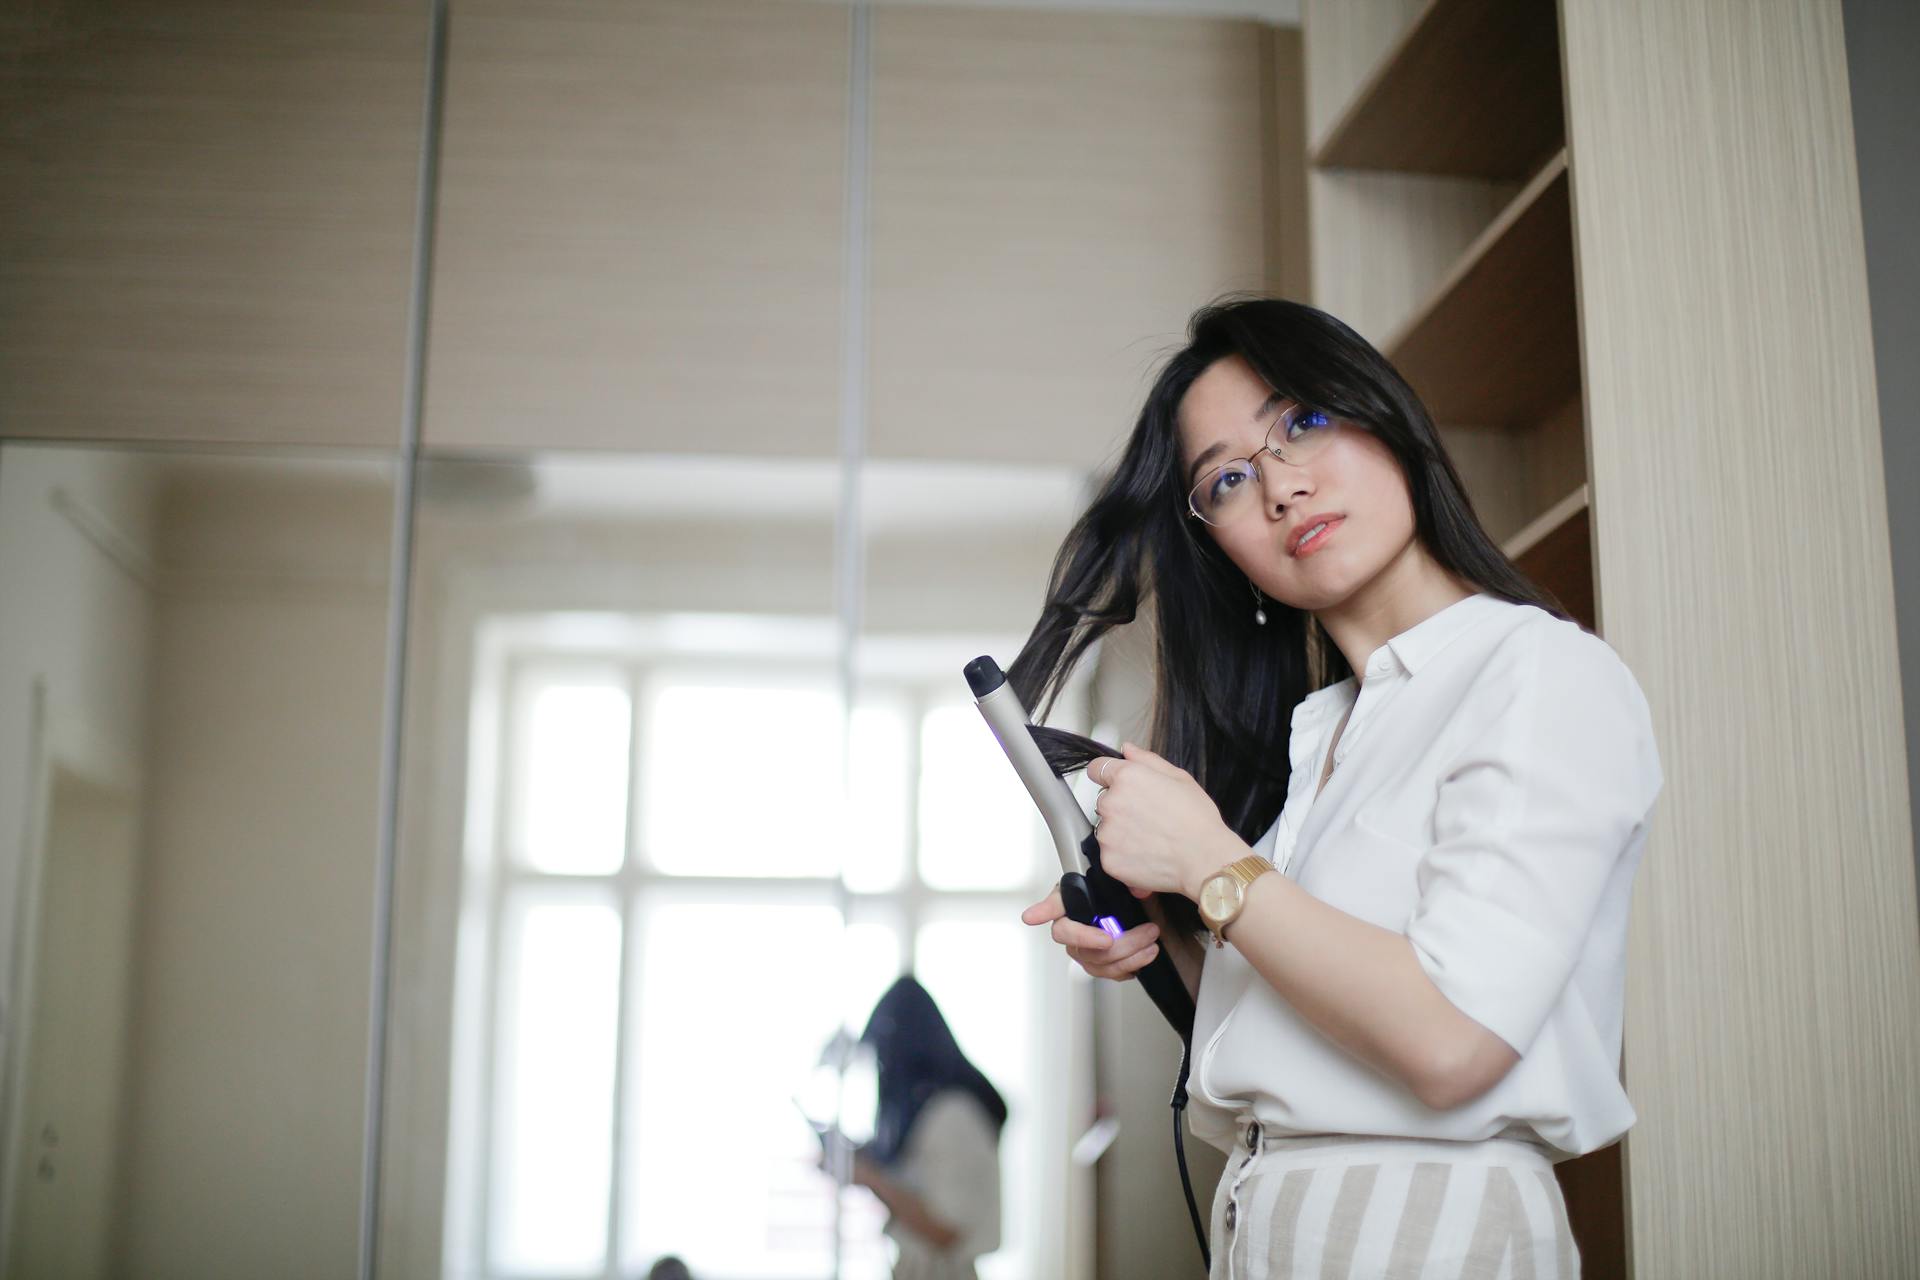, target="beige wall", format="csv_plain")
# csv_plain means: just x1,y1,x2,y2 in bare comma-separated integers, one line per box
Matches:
0,451,394,1278
0,1,428,447
0,447,158,1277
0,447,156,1135
421,0,852,456
867,6,1271,465
113,467,393,1279
0,452,159,1280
